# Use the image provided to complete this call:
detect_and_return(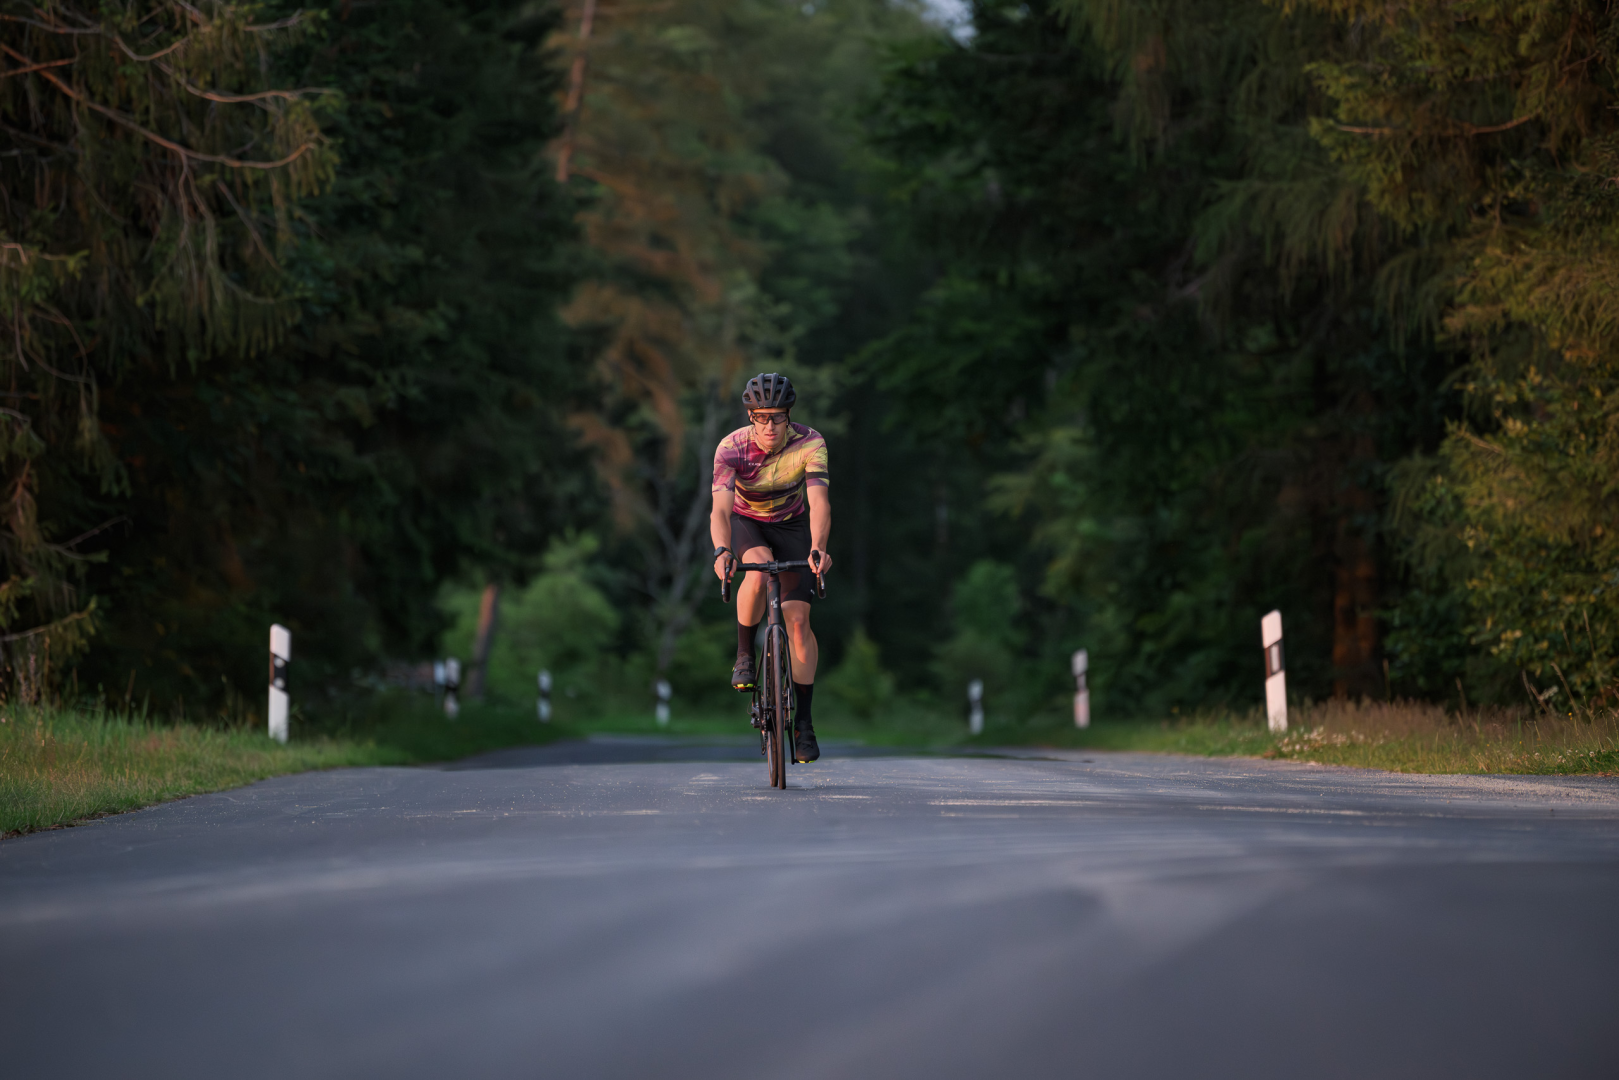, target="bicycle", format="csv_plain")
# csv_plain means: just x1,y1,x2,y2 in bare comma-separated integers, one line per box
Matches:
720,551,826,789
